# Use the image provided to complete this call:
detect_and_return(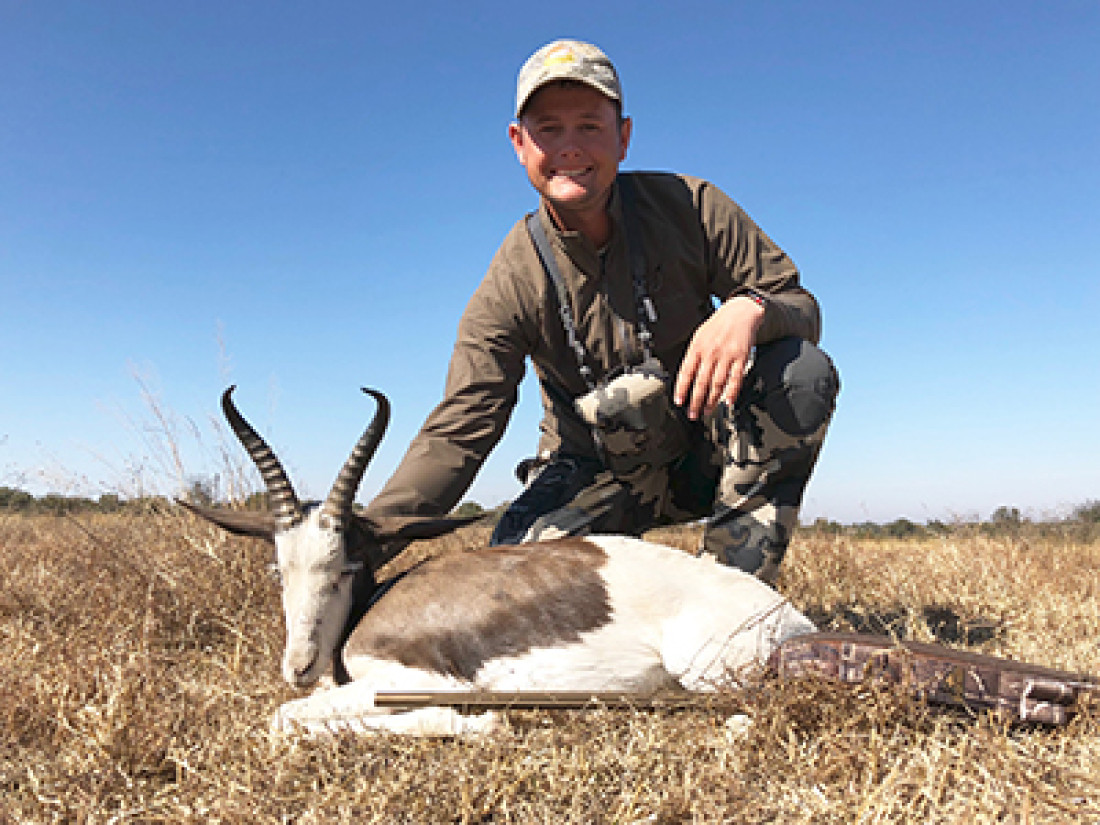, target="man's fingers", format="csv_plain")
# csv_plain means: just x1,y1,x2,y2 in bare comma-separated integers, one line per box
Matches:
678,353,743,420
685,358,731,420
703,360,733,417
693,358,748,419
673,348,701,407
721,366,745,409
703,356,750,418
684,360,710,420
